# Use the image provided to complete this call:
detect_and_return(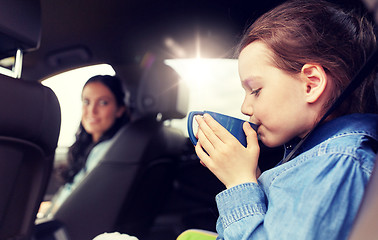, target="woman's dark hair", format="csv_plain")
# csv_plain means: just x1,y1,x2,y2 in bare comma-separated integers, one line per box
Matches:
238,0,377,117
62,75,130,183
